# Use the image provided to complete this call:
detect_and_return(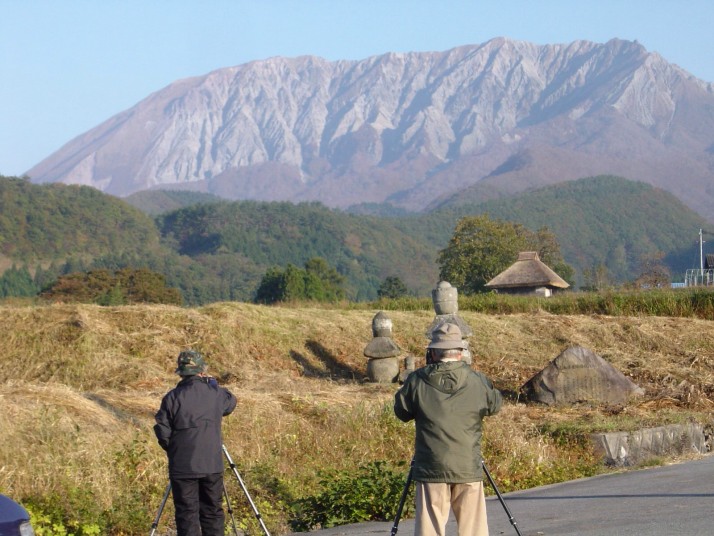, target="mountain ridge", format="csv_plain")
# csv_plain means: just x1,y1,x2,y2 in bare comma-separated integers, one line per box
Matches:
27,38,714,219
